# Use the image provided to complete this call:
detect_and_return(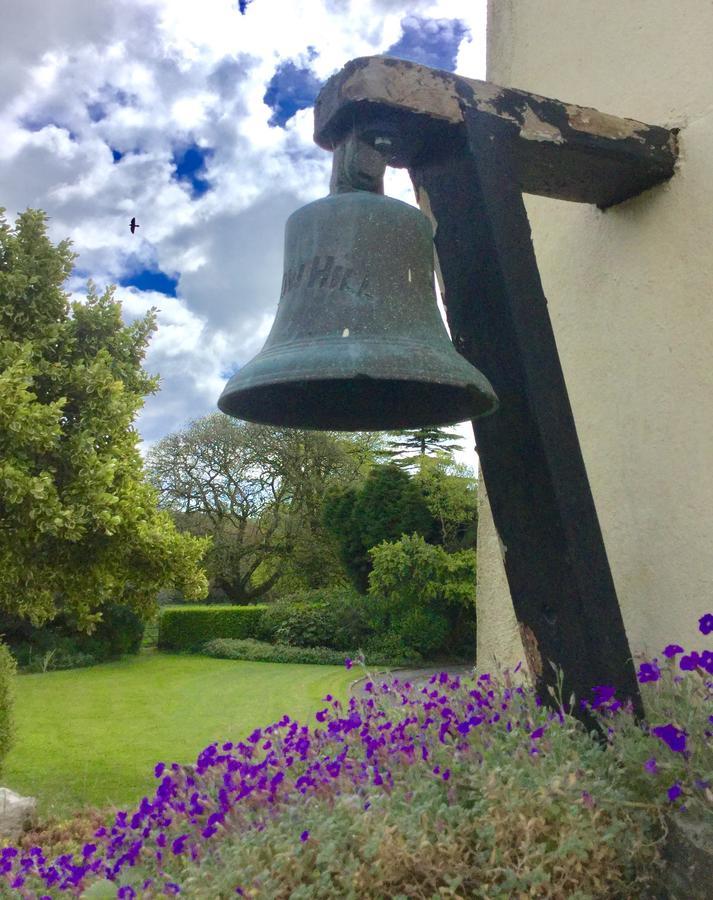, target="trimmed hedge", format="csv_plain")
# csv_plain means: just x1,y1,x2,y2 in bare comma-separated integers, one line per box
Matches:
158,605,268,651
202,637,422,668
